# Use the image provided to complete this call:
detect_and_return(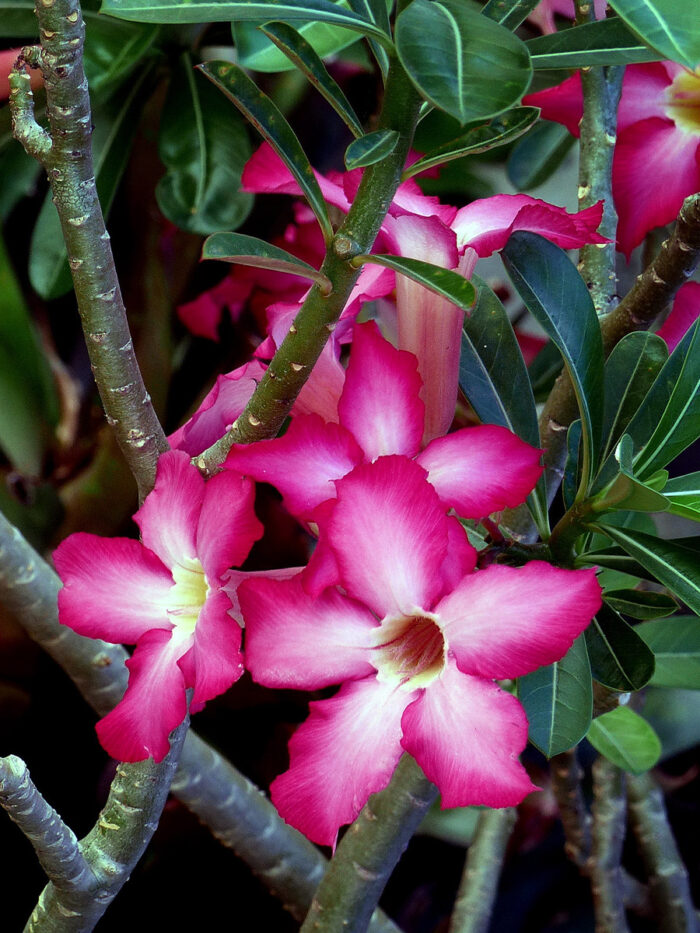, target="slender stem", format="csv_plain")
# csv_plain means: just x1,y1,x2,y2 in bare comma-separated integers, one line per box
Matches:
589,757,630,933
448,807,517,933
9,0,168,501
300,755,438,933
627,772,699,933
196,51,423,473
551,750,591,871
